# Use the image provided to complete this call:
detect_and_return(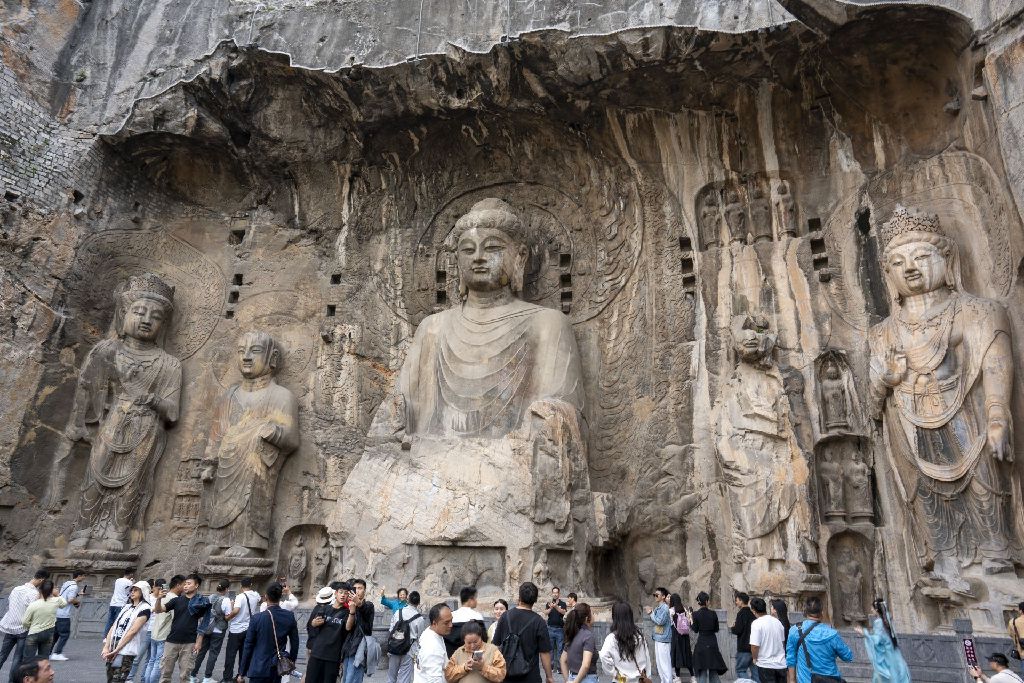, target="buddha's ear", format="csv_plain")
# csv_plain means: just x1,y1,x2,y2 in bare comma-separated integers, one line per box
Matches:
509,243,528,294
